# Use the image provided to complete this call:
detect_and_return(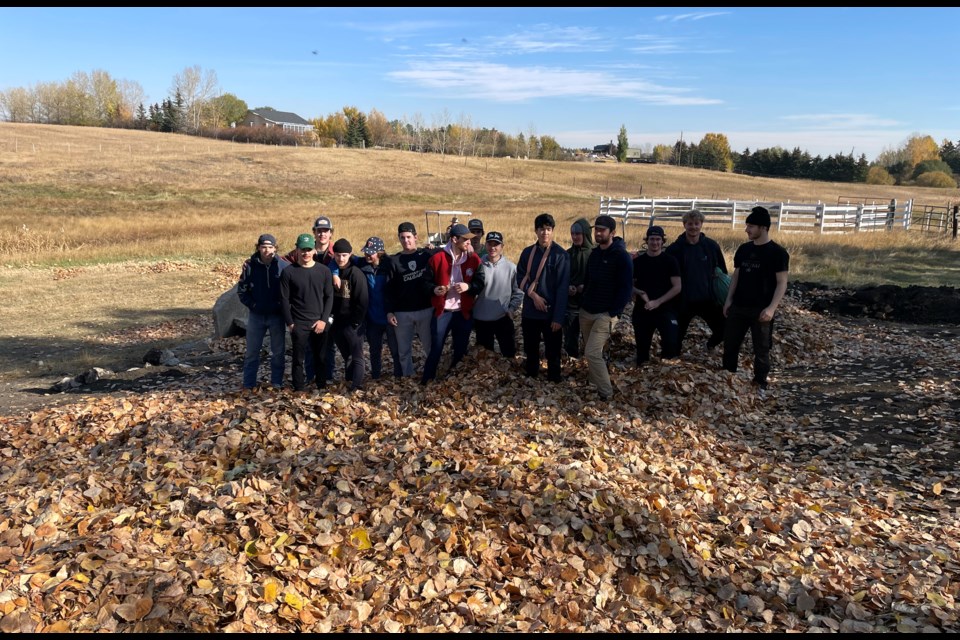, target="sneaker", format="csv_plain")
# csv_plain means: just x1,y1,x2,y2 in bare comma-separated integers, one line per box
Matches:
756,385,767,401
